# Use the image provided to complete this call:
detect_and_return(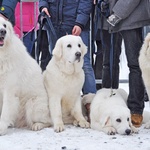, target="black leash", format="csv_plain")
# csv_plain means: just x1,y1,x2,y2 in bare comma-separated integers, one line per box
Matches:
35,12,57,63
